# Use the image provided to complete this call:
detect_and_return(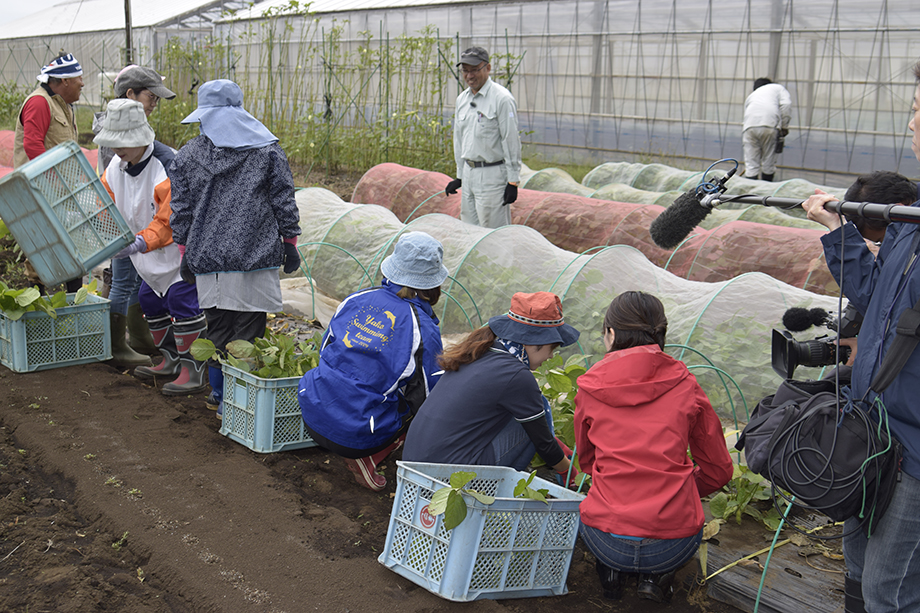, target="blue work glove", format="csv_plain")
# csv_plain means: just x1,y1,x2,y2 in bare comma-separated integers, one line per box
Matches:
445,178,462,196
114,235,146,259
502,183,518,206
282,241,301,274
180,256,195,285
